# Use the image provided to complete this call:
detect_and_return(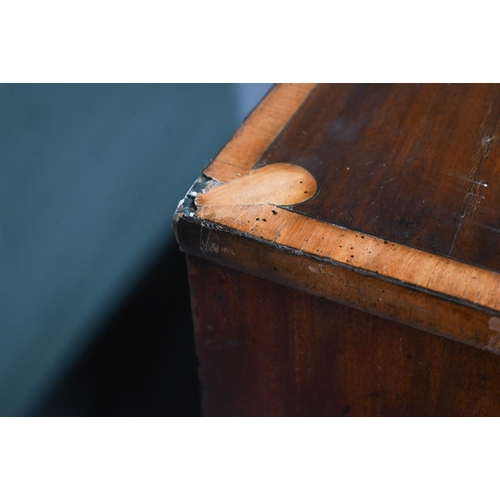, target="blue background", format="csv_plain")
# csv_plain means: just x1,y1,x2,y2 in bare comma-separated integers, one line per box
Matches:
0,83,272,415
